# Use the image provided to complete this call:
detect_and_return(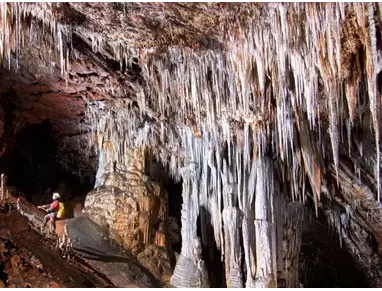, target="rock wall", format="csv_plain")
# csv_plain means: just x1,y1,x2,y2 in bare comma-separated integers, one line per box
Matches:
83,141,173,283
